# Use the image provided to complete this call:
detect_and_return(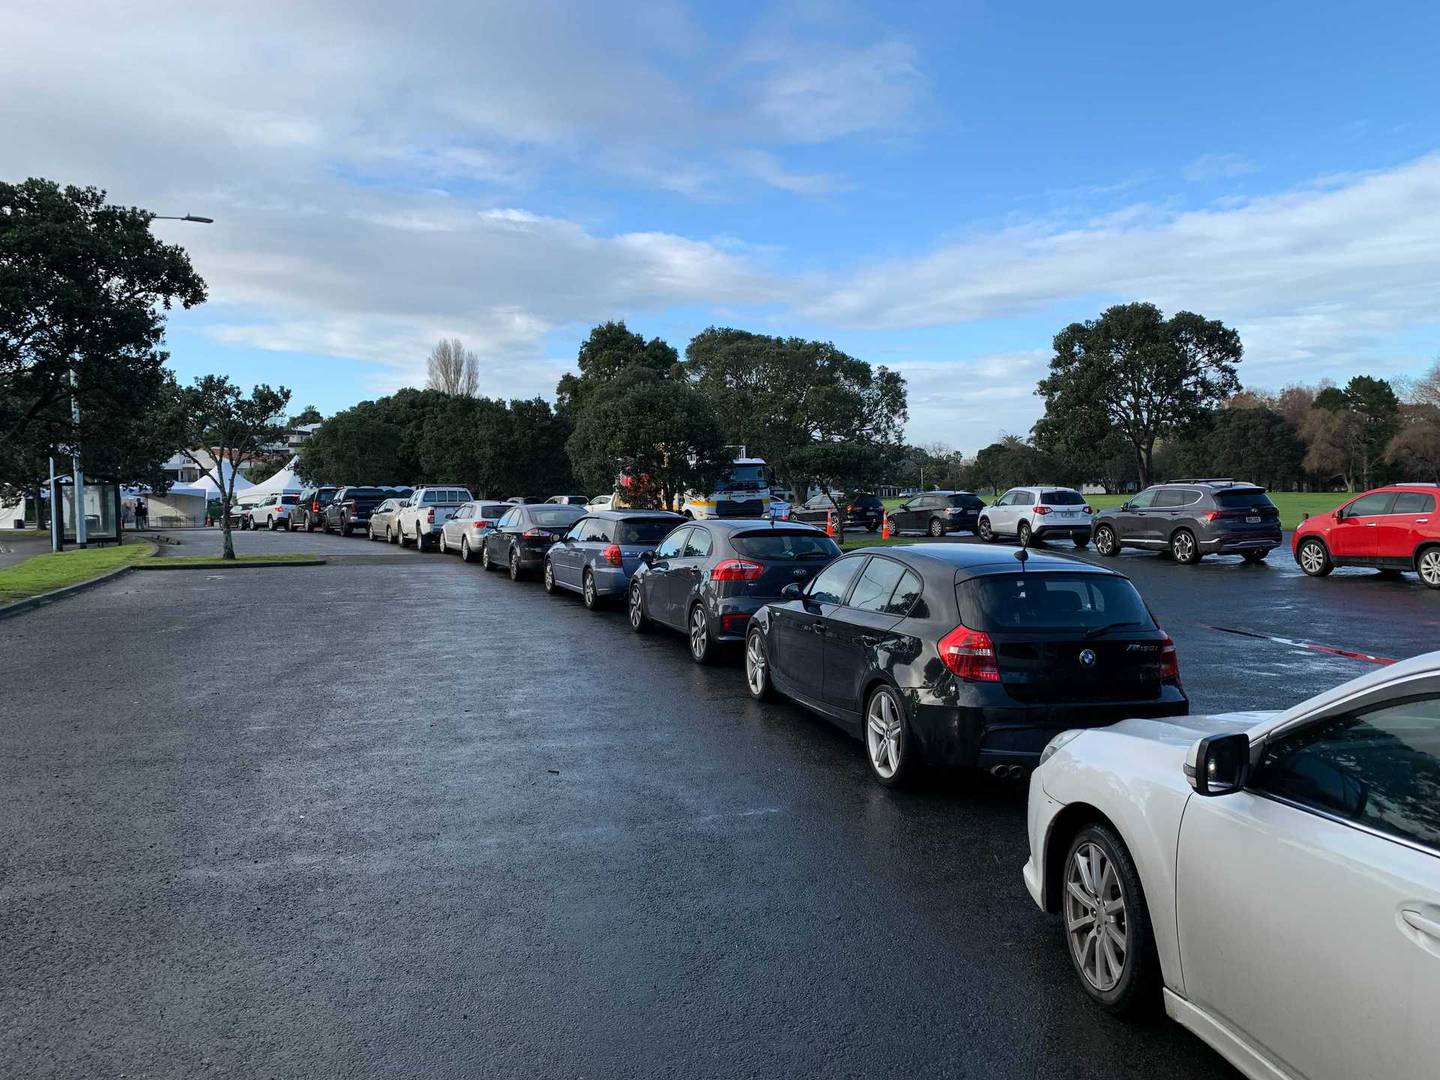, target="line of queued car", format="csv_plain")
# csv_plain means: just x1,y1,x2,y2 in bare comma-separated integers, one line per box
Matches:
279,478,1439,1080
